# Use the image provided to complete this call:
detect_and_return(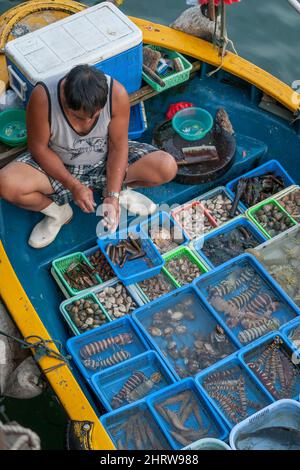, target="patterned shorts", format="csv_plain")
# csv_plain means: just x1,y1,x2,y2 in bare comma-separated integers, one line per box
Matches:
16,140,157,205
